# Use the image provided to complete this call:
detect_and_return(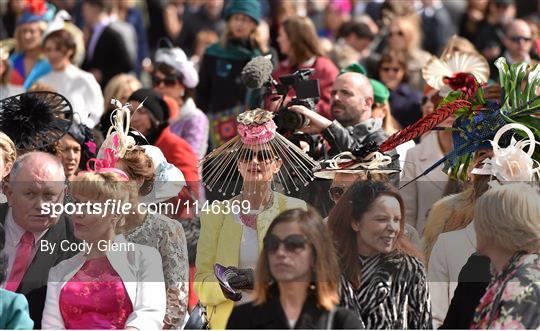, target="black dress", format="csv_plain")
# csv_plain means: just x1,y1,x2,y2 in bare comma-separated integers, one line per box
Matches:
226,286,364,329
440,253,491,329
